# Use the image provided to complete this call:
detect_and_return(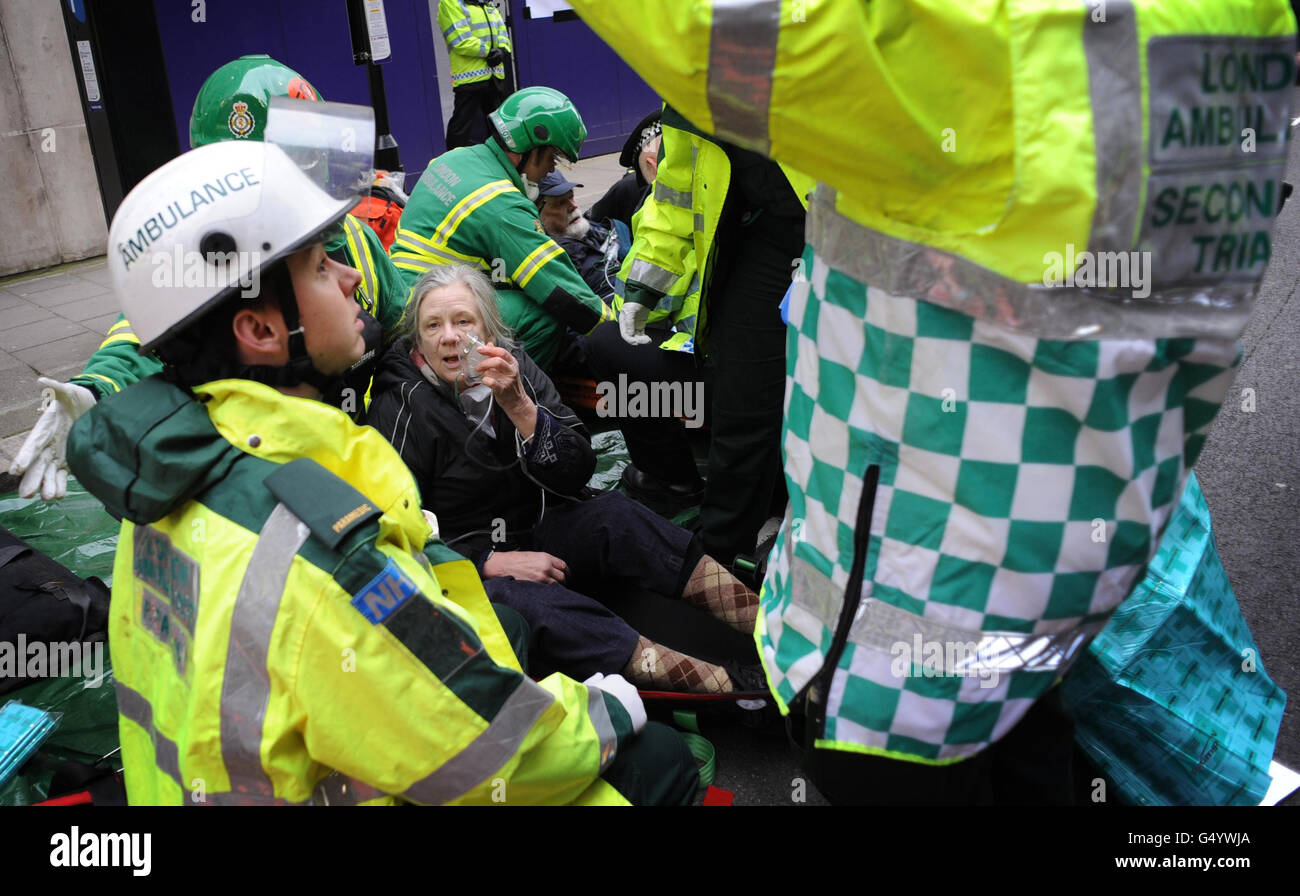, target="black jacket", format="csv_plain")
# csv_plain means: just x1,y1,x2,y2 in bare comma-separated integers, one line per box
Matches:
366,337,595,568
556,218,619,302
